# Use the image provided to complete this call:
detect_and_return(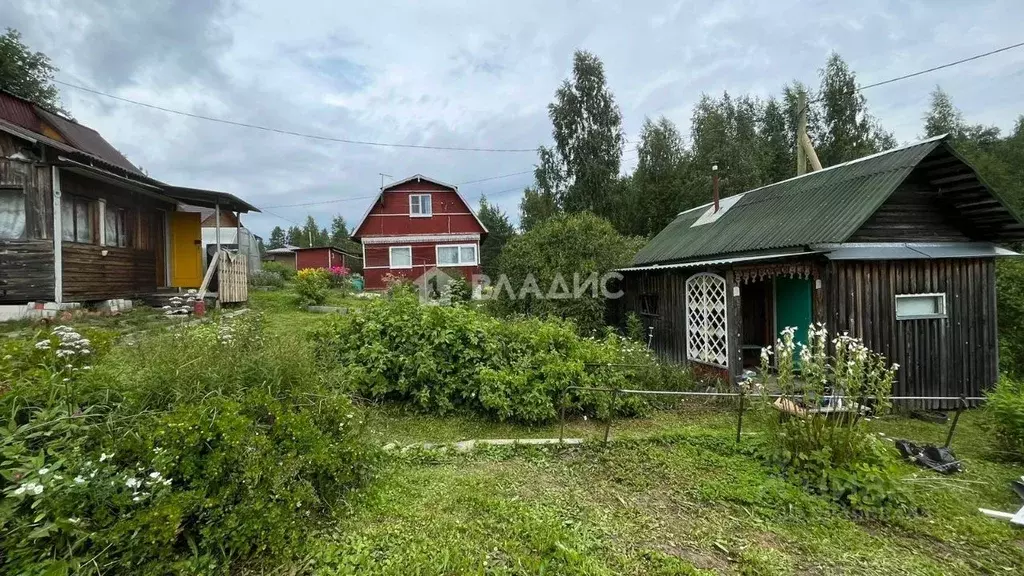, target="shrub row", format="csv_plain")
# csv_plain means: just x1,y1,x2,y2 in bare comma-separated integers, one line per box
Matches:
310,293,693,422
0,314,376,575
